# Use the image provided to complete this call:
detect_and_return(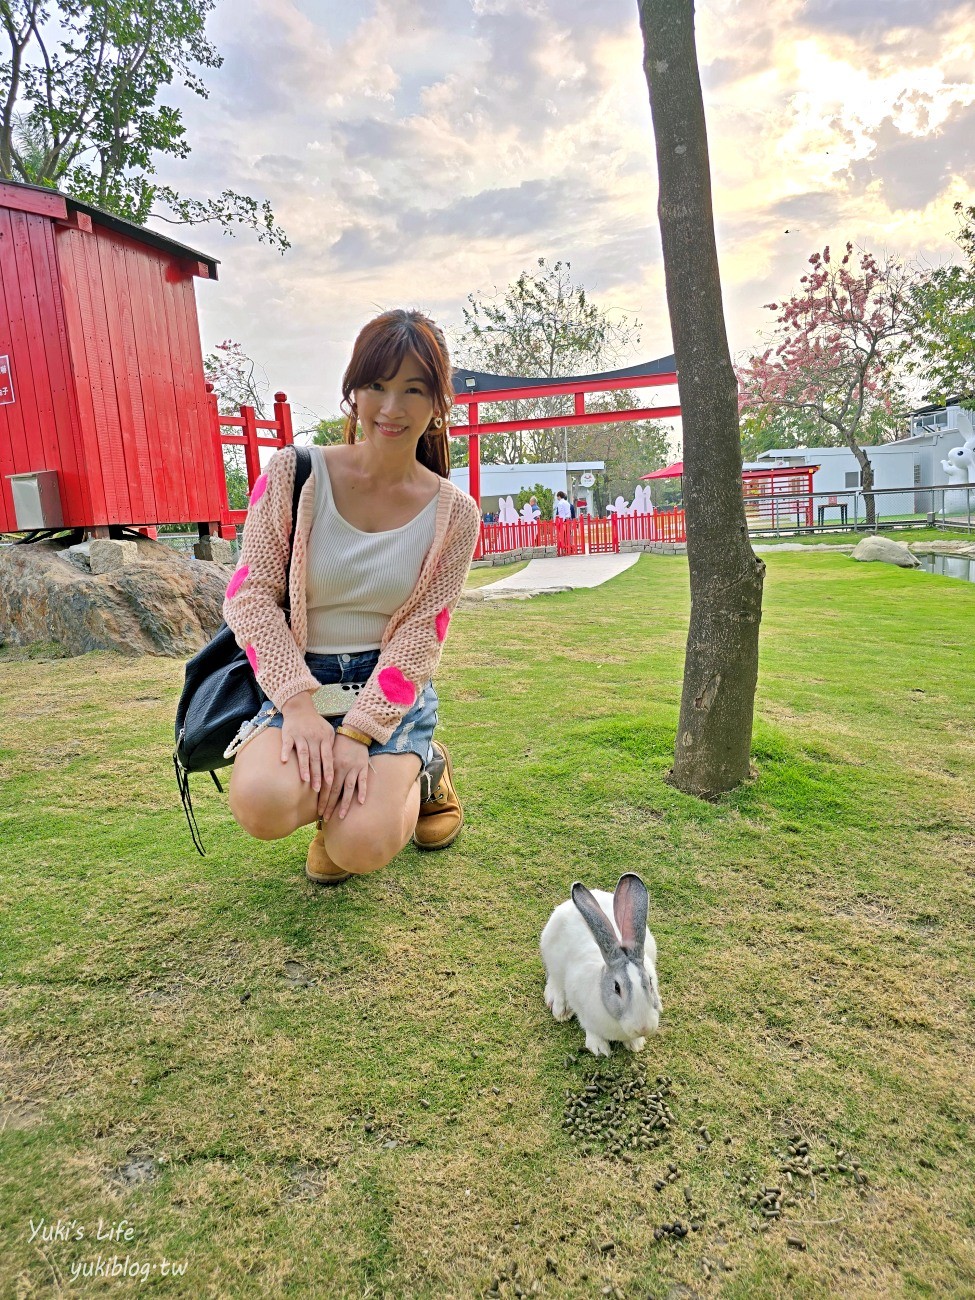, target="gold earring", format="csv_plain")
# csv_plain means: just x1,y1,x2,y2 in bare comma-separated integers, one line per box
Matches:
433,415,443,429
